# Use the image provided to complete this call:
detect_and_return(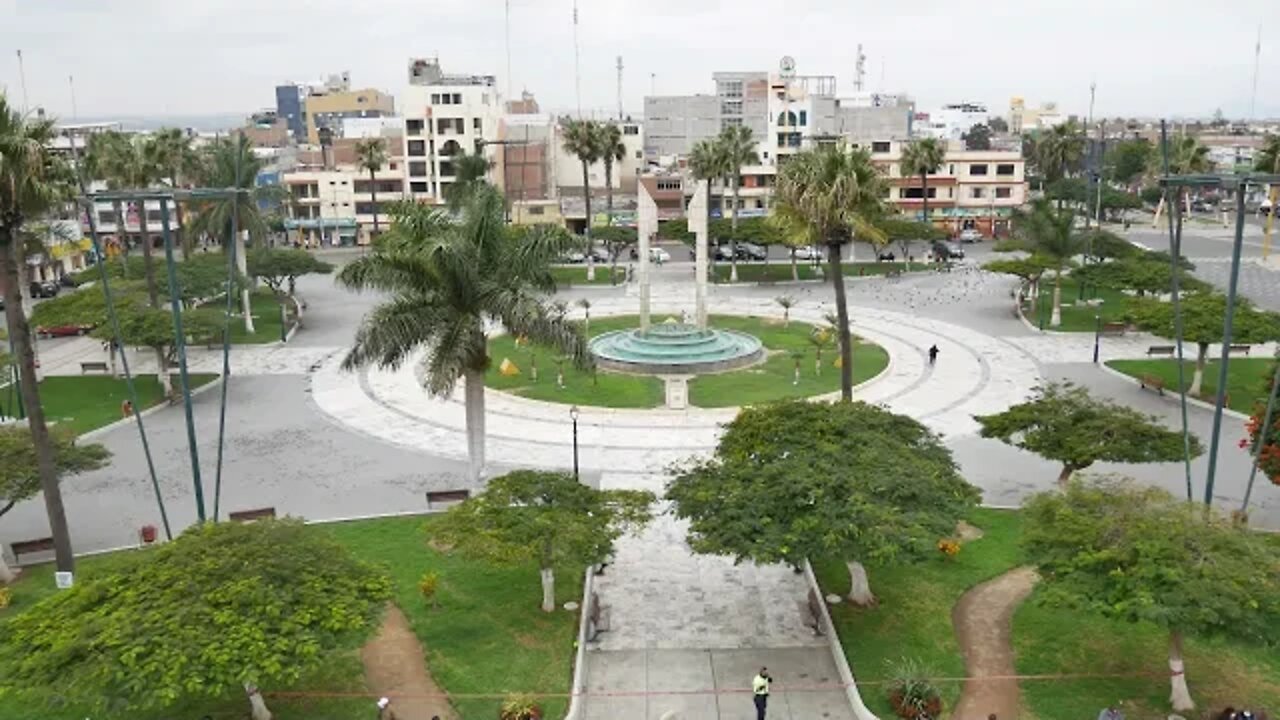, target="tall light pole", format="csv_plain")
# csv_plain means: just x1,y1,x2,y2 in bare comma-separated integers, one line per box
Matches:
569,405,580,481
572,1,582,117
